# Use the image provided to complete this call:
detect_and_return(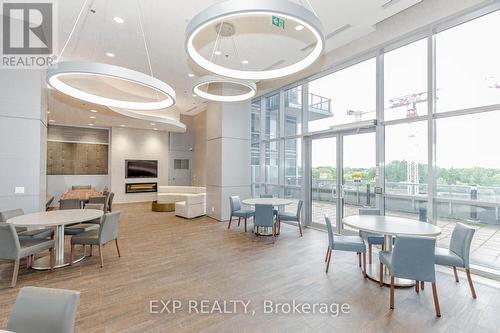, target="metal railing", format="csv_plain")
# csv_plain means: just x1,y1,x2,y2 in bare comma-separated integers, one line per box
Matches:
310,179,500,224
264,89,332,113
